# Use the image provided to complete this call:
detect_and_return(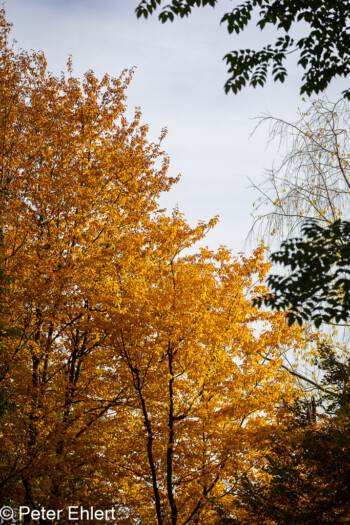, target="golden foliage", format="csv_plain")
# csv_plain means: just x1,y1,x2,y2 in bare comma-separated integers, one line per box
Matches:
0,11,306,524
